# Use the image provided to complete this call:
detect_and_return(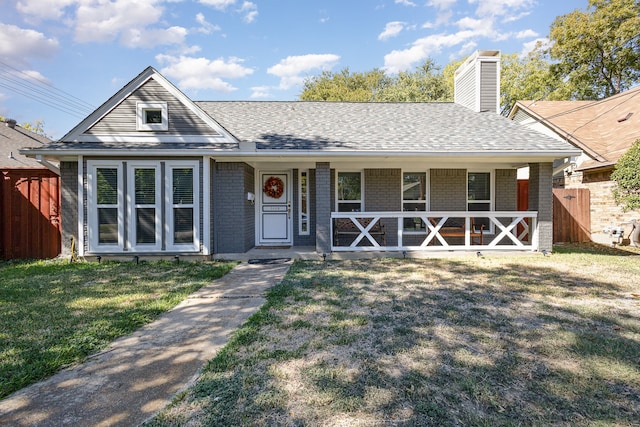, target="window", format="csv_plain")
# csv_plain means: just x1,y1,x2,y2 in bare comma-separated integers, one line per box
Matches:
403,172,427,232
129,165,161,250
87,160,199,253
337,171,362,212
468,172,492,230
88,161,124,251
136,102,168,131
169,166,196,247
94,166,122,246
299,170,309,235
